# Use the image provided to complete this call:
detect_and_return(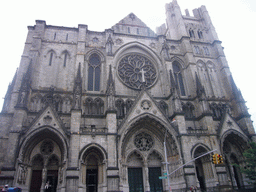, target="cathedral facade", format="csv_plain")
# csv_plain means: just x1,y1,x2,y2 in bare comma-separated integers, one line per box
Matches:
0,1,255,191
